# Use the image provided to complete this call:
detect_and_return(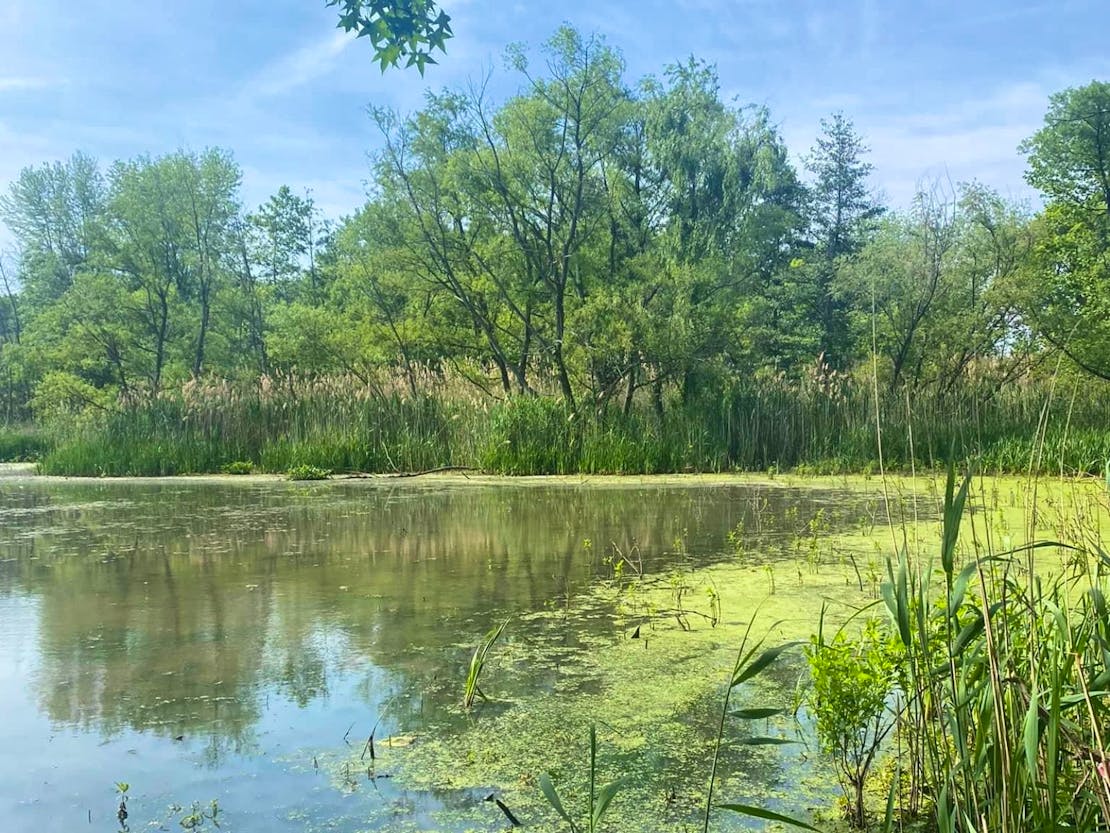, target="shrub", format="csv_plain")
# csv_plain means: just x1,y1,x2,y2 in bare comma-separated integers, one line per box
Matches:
806,618,900,827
